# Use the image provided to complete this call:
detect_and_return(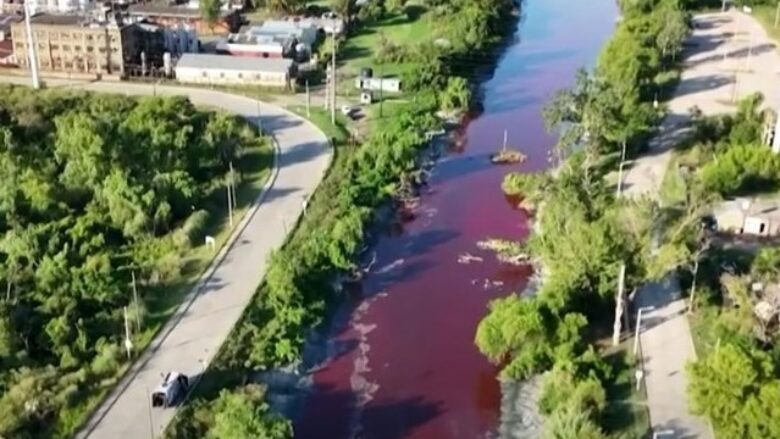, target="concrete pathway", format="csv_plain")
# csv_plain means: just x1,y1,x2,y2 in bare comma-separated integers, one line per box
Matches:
625,9,780,439
623,10,780,198
0,77,331,438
